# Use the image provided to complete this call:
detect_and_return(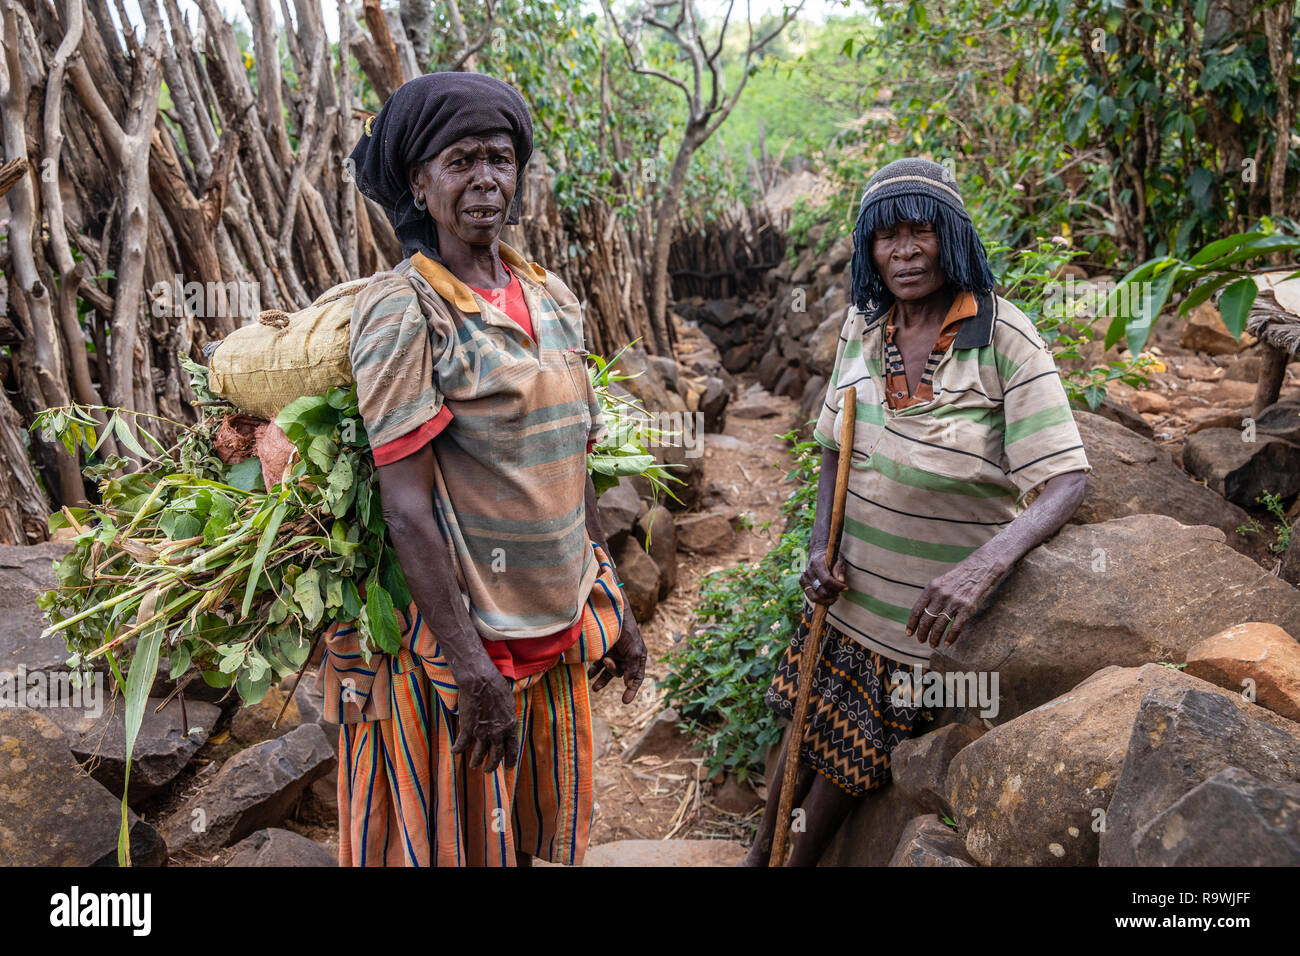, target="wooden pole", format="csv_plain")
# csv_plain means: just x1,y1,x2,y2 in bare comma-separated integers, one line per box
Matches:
769,386,856,866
